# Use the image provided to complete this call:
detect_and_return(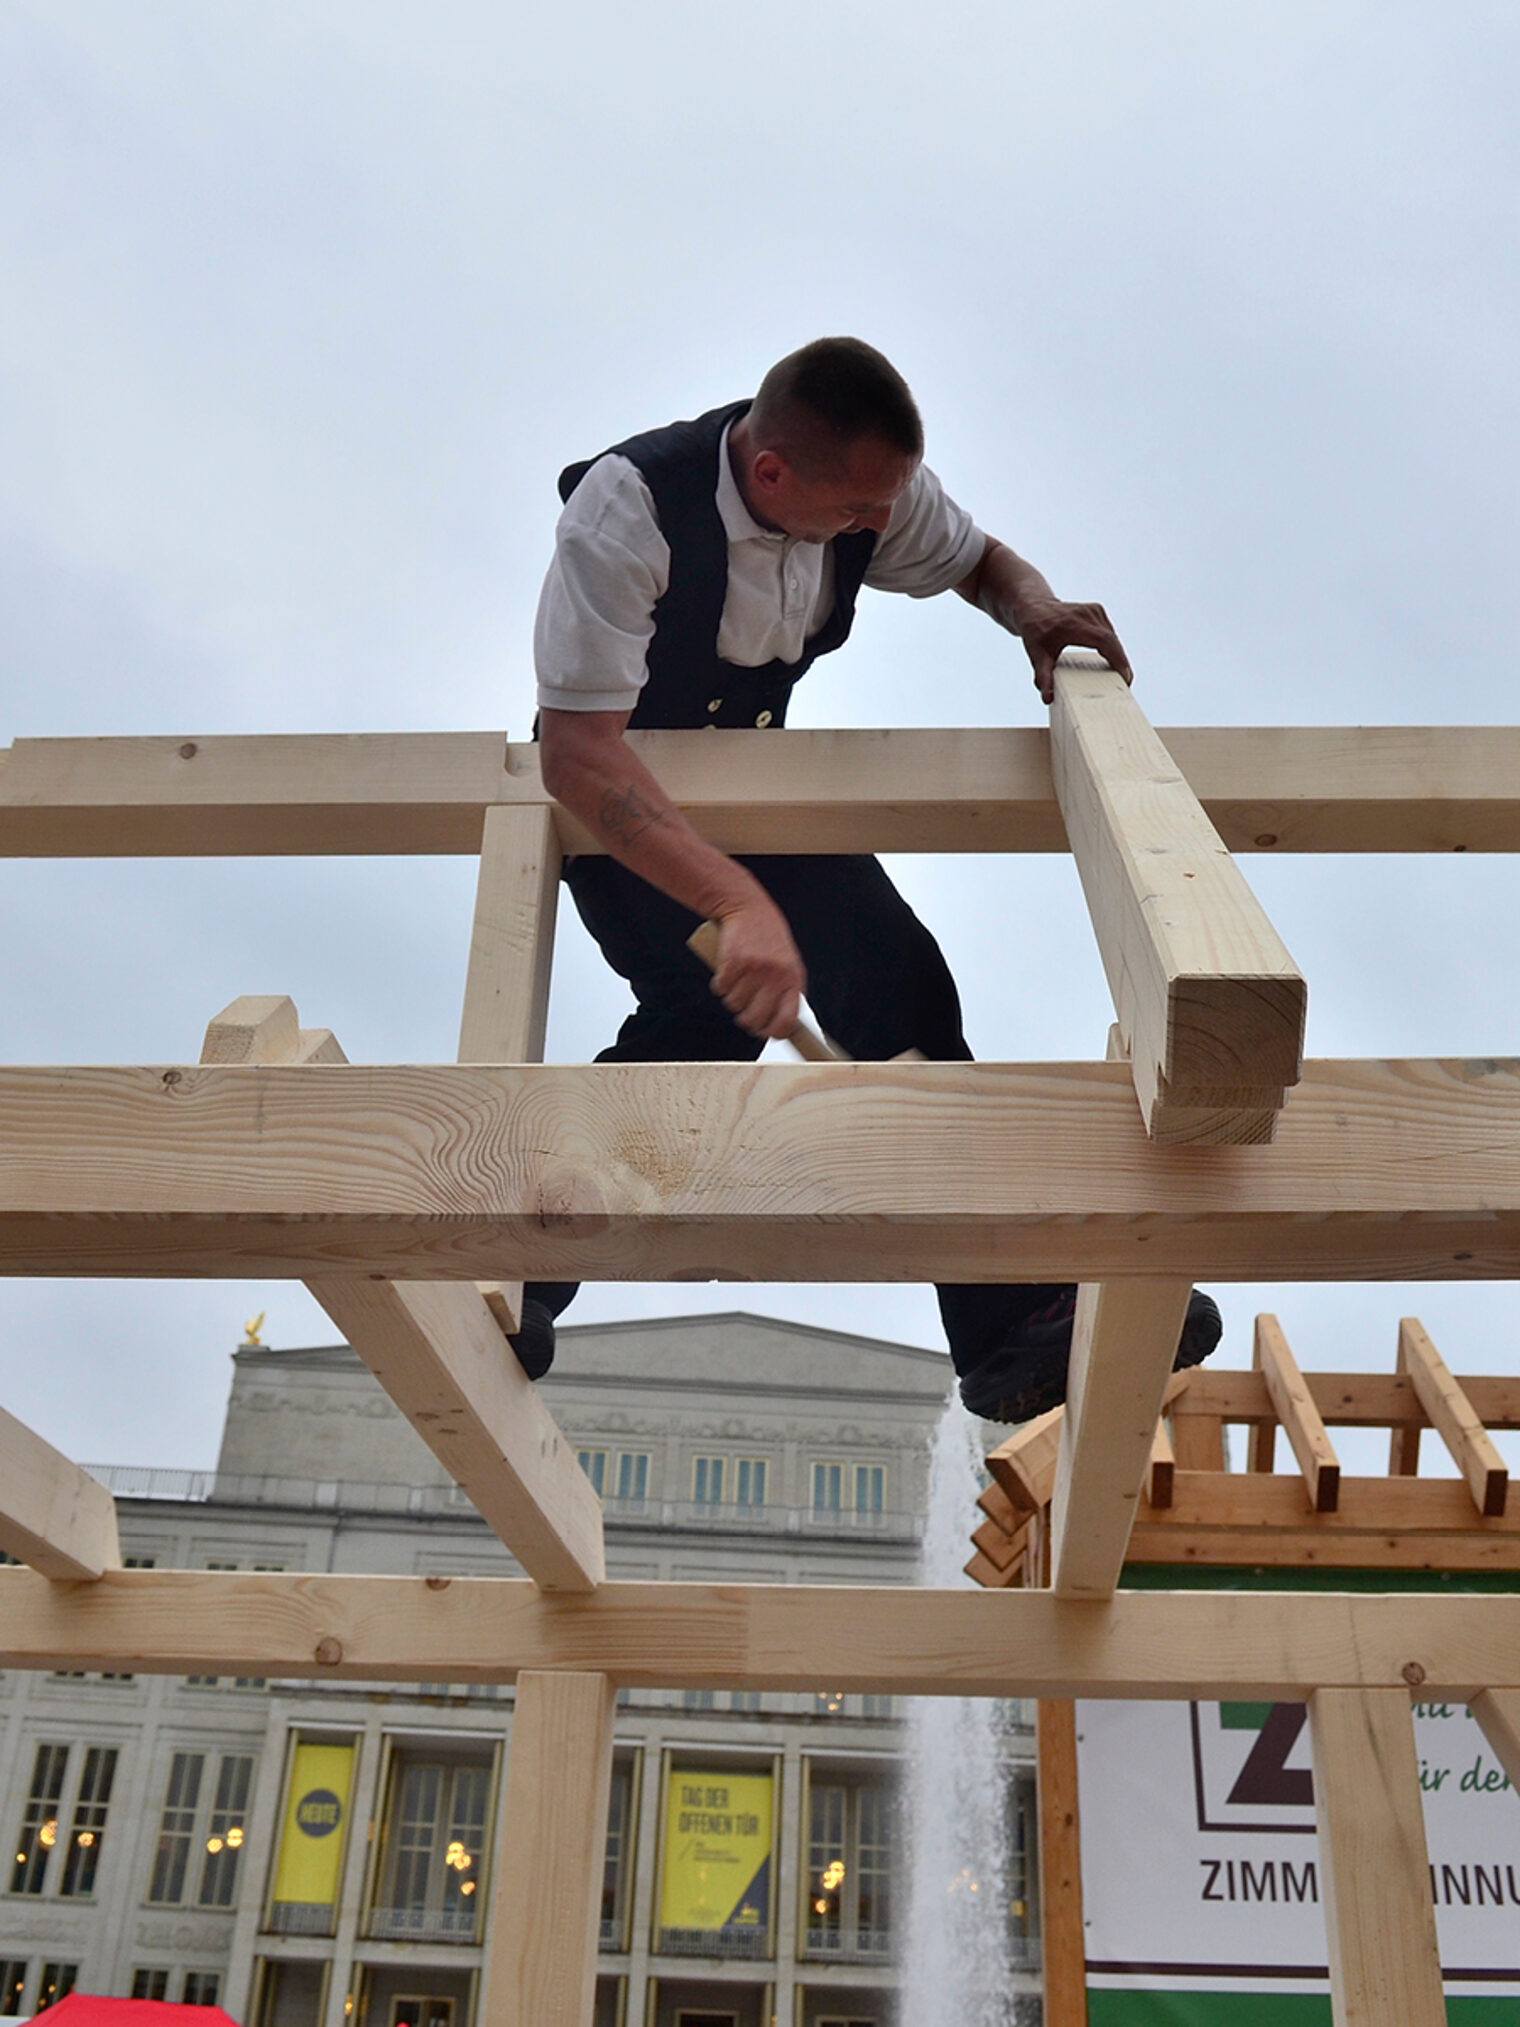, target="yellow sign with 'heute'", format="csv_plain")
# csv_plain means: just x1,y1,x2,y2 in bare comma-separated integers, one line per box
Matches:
272,1741,355,1907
